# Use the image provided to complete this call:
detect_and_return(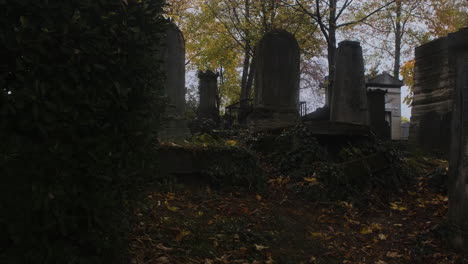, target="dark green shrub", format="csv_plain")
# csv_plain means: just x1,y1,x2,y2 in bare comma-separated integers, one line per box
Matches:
0,1,166,263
